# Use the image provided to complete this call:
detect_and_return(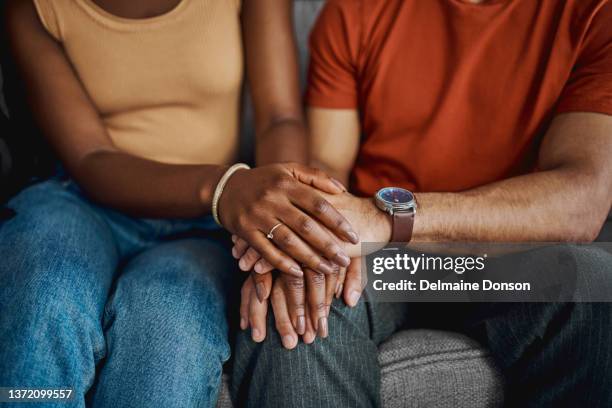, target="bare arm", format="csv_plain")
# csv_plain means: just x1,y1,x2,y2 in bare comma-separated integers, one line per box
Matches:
241,0,307,165
309,108,612,244
5,0,316,218
415,112,612,242
4,0,226,218
307,107,360,185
